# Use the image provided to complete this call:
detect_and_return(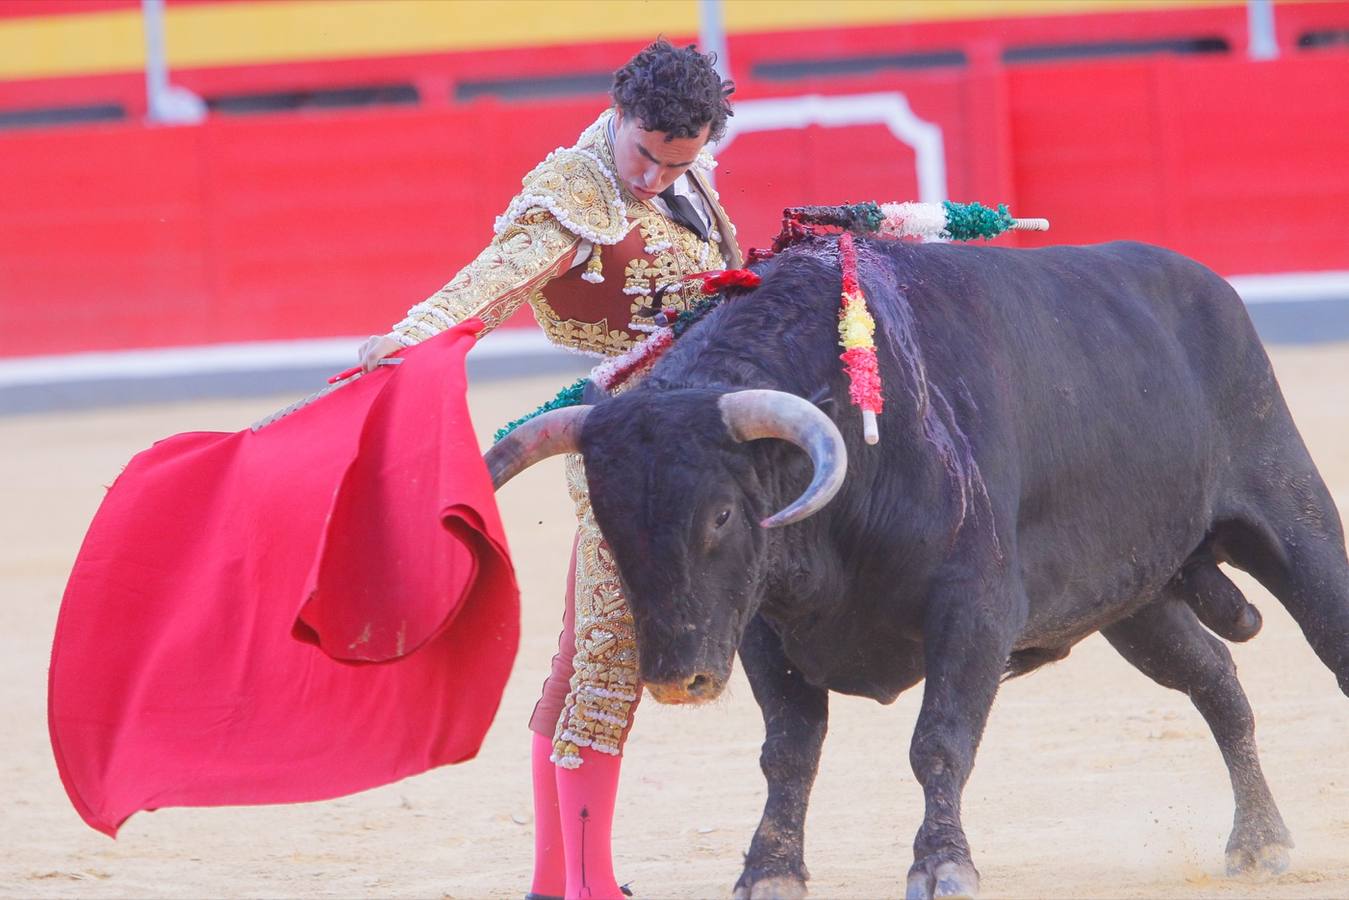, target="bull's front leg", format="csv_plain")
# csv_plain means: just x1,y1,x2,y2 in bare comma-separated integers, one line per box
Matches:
733,613,829,900
906,575,1022,900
